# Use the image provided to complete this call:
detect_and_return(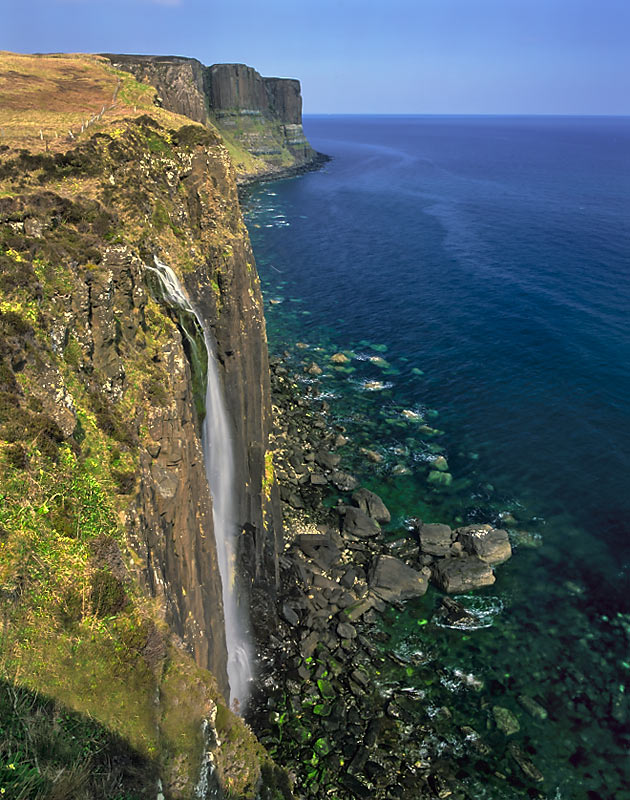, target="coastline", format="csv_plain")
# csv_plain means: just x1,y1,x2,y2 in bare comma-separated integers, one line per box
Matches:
236,151,332,192
247,350,533,800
